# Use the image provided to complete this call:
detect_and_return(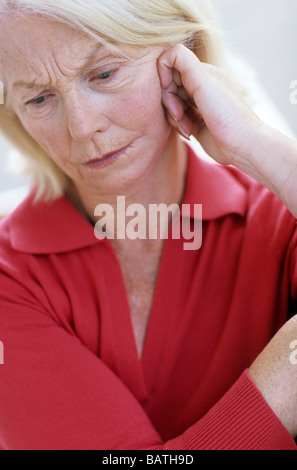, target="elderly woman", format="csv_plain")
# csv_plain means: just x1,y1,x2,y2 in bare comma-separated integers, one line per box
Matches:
0,0,297,450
